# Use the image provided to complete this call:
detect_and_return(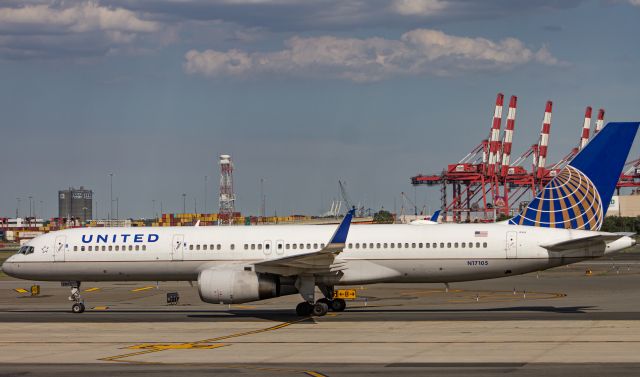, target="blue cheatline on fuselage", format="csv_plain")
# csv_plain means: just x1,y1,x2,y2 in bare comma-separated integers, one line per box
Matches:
510,122,640,230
